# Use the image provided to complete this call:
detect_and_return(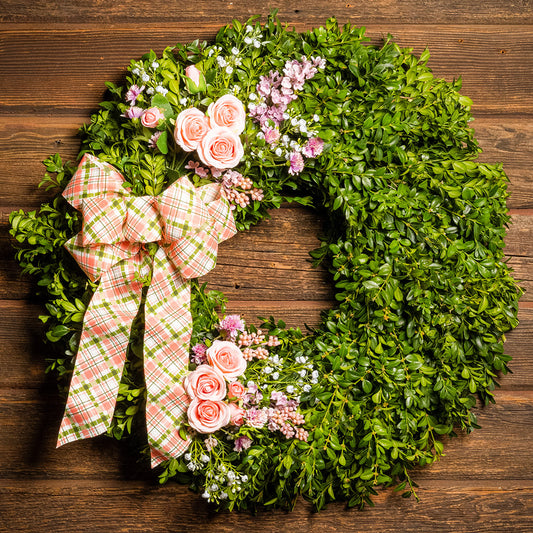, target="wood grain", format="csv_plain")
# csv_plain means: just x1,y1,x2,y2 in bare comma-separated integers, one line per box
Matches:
1,1,532,530
0,116,531,208
1,0,532,25
1,26,532,115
